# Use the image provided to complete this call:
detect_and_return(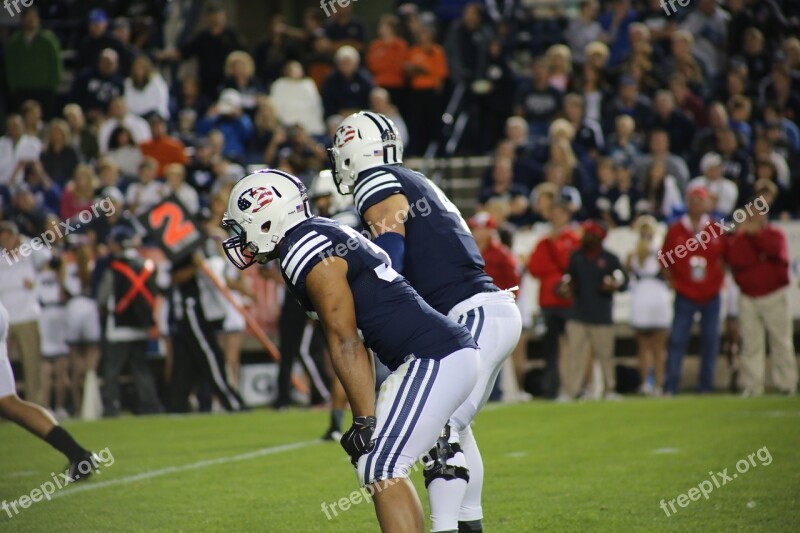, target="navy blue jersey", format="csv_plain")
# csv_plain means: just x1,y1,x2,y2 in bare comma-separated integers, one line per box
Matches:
279,217,476,371
353,164,497,315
